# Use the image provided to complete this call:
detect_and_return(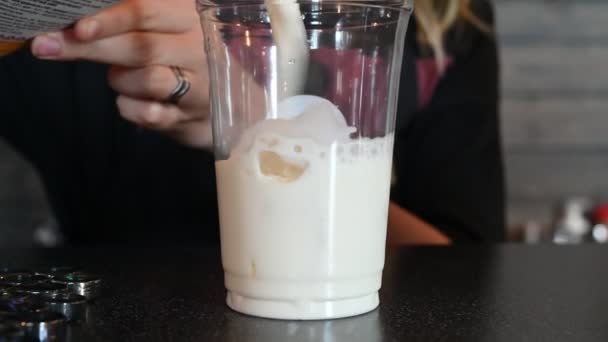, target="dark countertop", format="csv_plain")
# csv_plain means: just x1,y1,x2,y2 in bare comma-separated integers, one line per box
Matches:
2,244,607,342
